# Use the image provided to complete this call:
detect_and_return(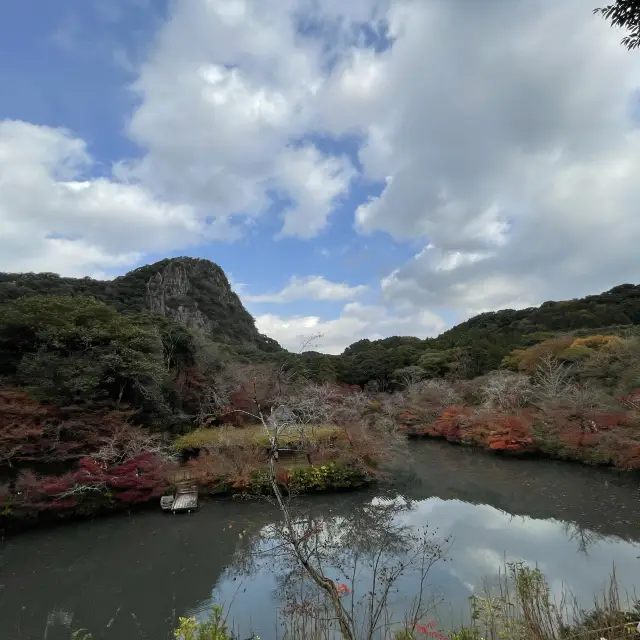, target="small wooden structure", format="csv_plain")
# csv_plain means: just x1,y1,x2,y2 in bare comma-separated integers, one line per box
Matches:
163,471,199,514
160,495,174,511
172,490,198,513
162,484,199,514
